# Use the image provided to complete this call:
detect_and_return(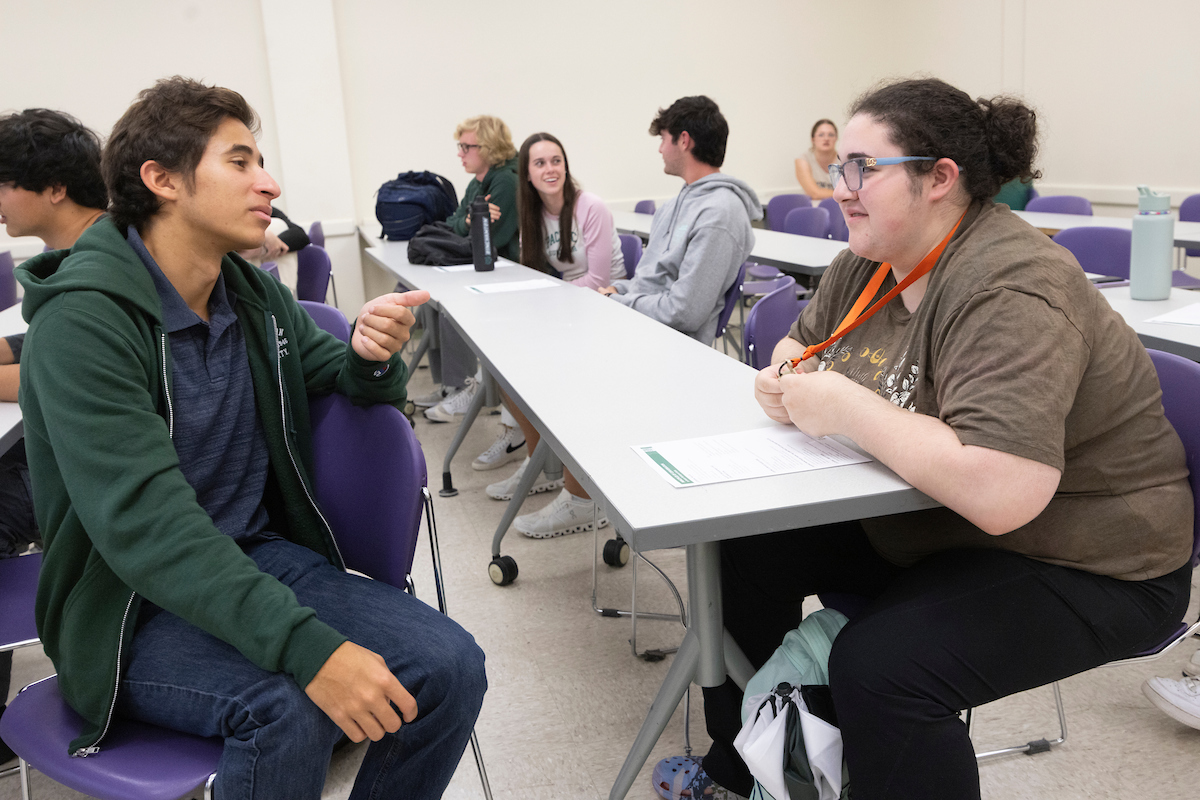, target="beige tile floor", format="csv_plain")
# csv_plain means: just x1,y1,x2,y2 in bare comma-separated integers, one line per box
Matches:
5,355,1200,799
